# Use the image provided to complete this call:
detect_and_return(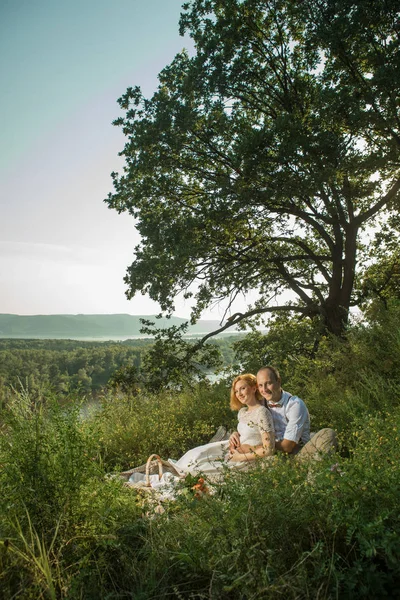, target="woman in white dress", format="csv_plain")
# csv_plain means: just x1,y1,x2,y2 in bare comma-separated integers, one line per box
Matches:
168,373,275,476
